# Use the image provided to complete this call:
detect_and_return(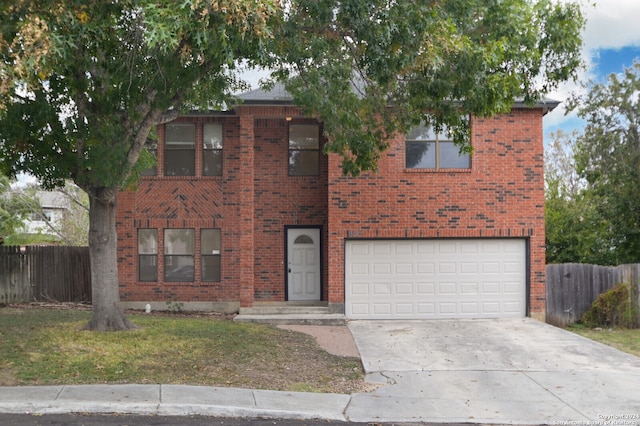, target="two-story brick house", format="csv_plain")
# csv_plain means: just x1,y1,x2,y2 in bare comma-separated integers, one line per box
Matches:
116,84,555,321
